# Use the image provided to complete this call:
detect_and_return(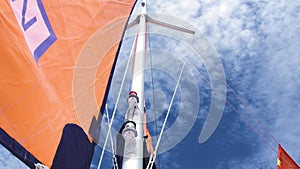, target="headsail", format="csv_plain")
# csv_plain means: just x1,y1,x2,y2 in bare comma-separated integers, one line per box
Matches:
0,0,136,167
